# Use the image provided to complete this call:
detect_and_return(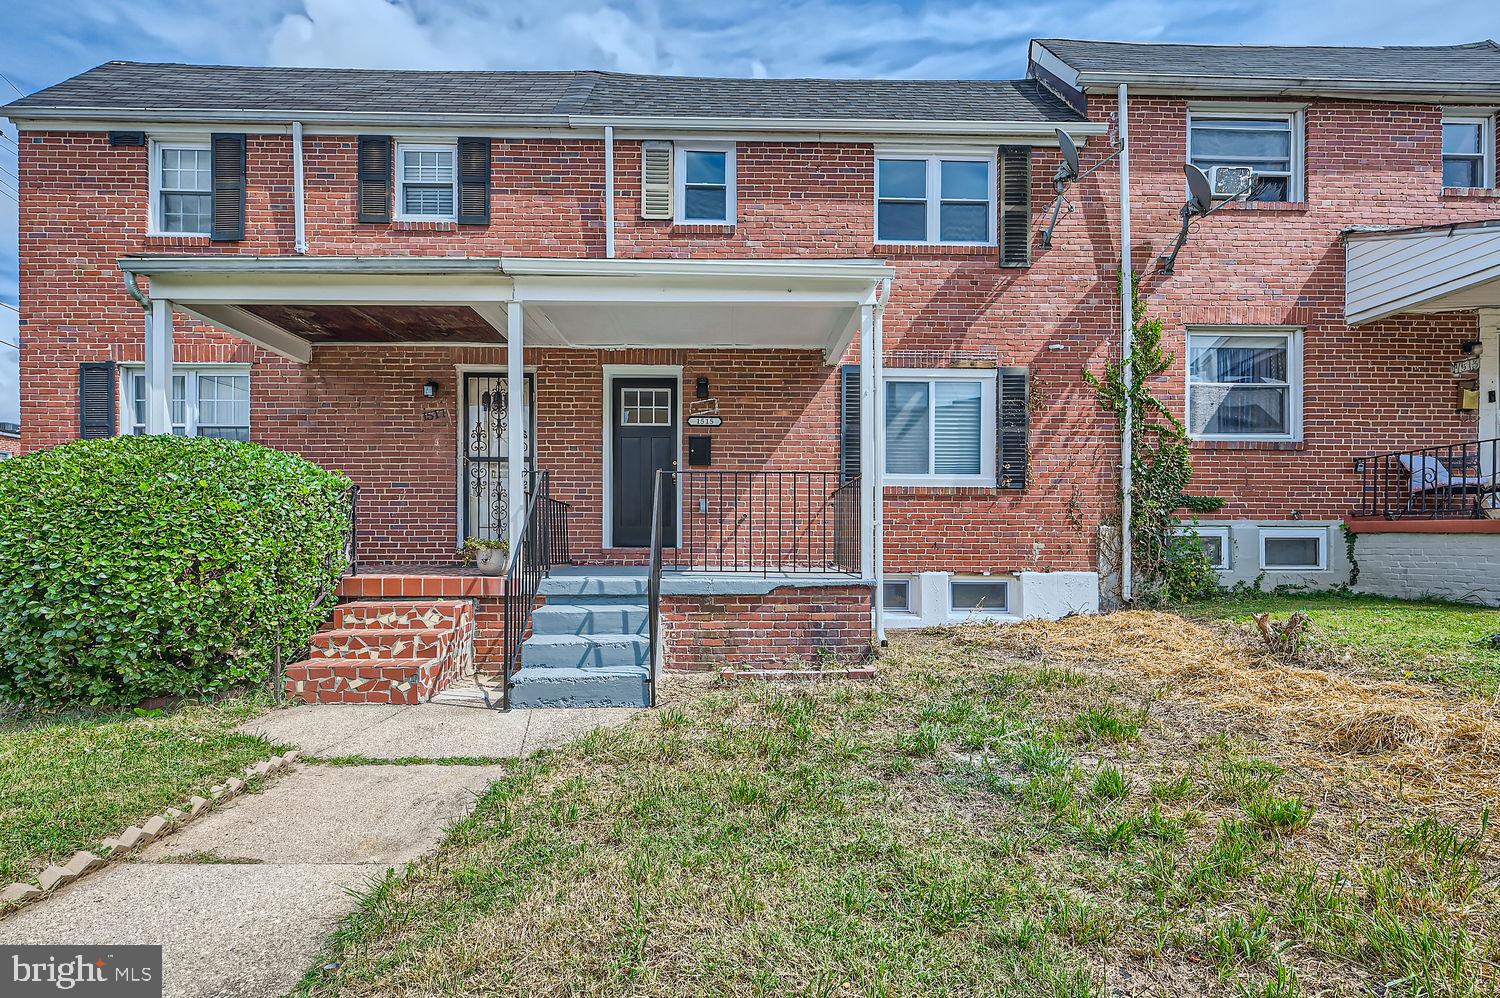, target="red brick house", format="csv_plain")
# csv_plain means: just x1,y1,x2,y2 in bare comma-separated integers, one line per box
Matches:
4,39,1499,707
